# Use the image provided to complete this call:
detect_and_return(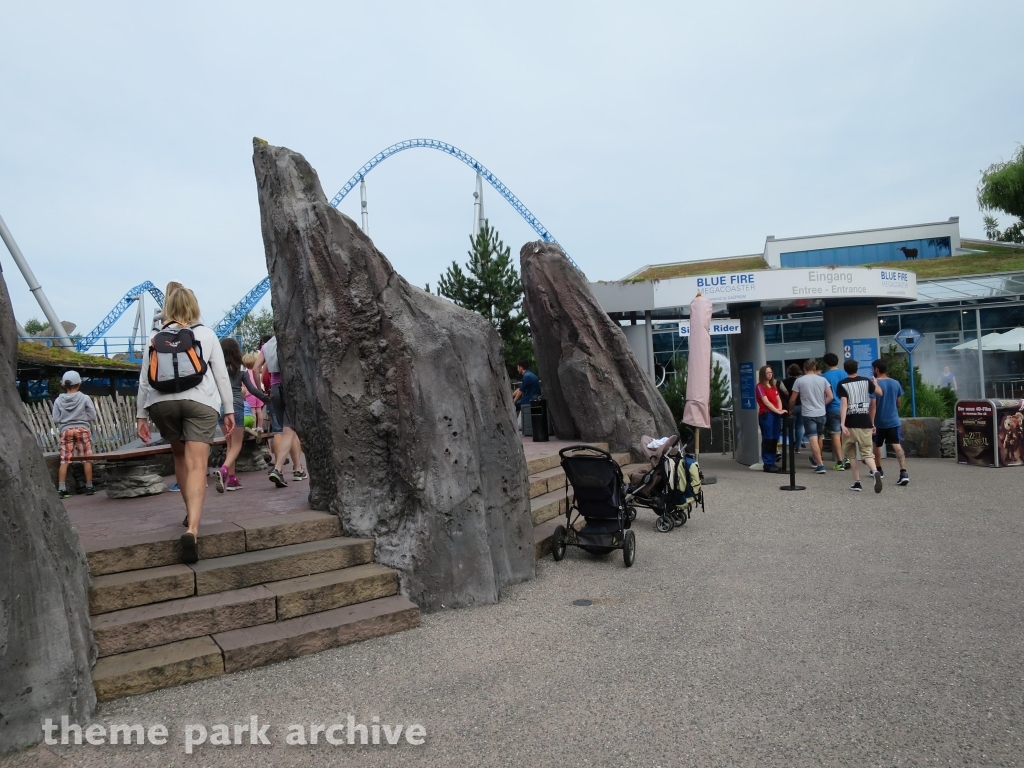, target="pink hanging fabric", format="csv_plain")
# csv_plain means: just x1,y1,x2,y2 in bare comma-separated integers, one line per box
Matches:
682,294,713,429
